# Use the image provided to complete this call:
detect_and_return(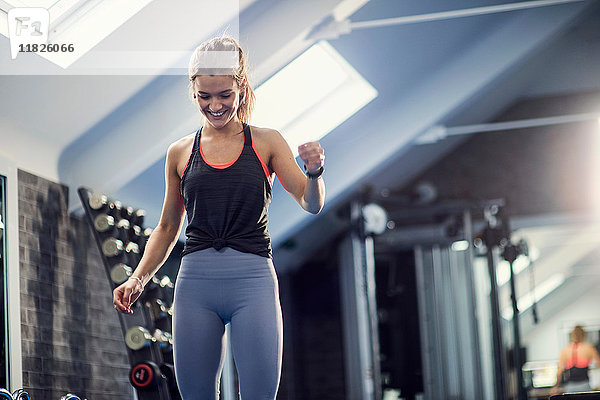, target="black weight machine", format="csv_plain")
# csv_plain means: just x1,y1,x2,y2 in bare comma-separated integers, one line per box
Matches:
479,203,533,400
